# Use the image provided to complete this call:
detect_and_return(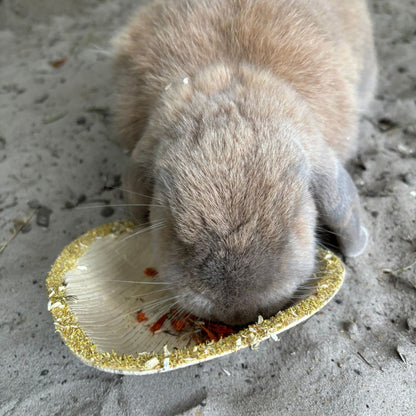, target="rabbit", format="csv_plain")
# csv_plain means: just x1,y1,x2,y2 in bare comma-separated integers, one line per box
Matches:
111,0,377,325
